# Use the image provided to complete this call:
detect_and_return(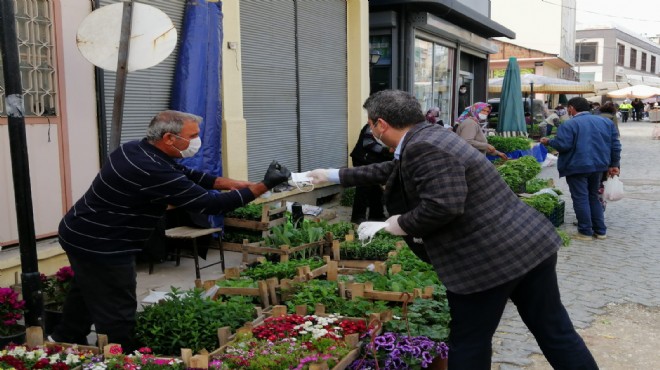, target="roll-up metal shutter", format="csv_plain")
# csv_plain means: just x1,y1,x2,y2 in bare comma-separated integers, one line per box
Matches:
241,0,347,181
298,0,347,171
100,0,185,147
240,0,298,181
